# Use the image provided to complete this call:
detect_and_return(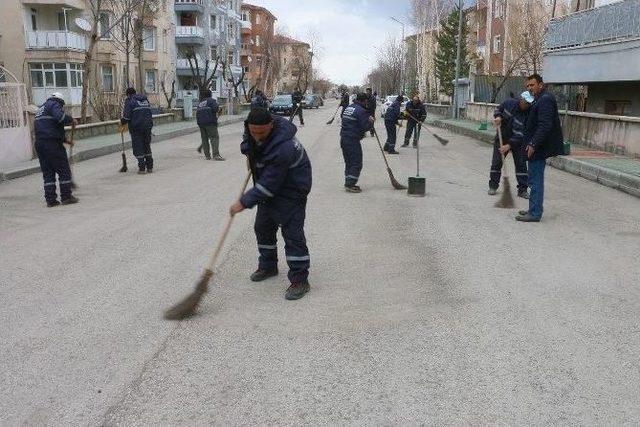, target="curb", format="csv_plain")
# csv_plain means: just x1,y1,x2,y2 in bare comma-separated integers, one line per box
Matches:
431,119,640,199
0,117,245,182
